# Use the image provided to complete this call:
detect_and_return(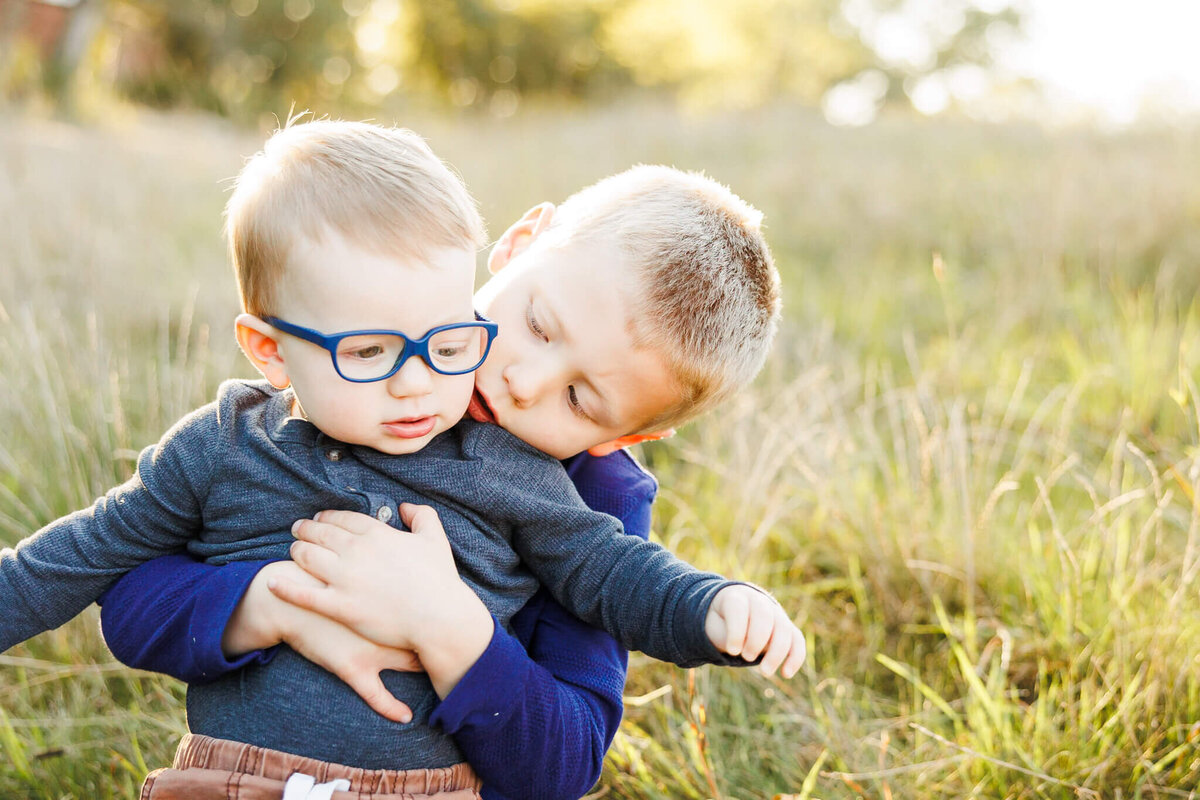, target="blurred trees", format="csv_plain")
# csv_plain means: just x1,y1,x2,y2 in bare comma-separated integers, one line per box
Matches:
0,0,1022,119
